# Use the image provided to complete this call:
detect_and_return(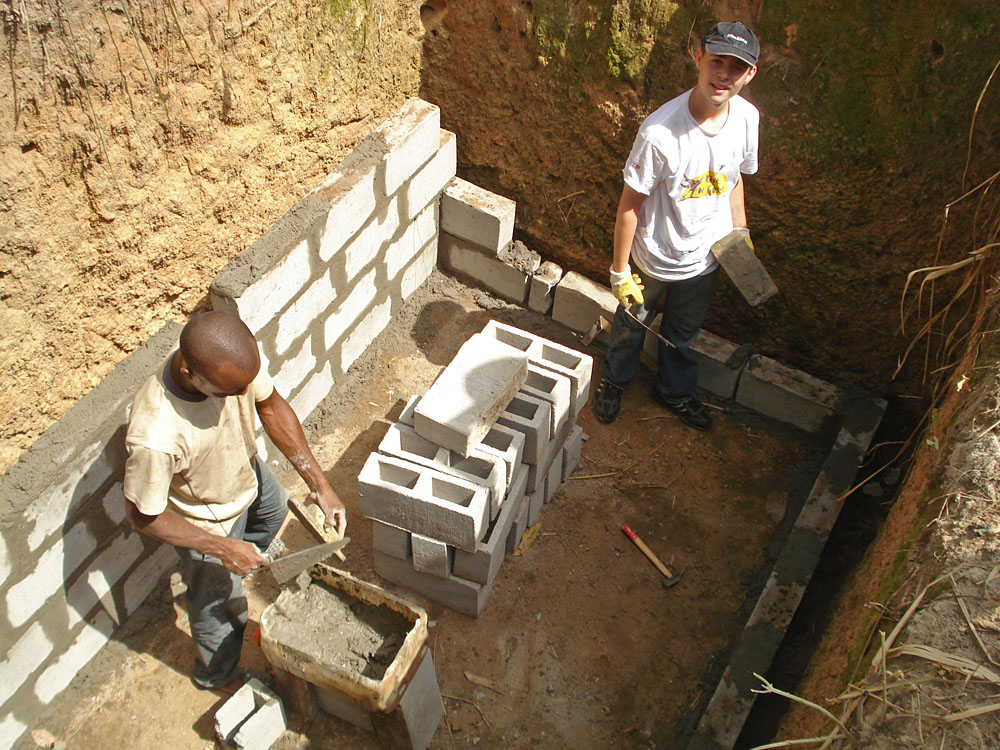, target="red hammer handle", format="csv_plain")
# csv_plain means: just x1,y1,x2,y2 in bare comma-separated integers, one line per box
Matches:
621,524,674,579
